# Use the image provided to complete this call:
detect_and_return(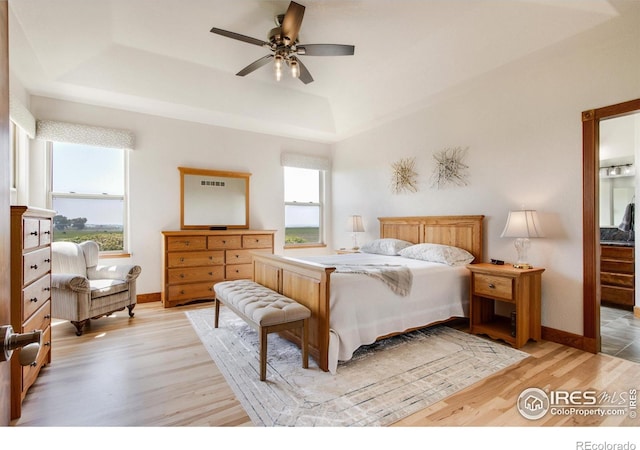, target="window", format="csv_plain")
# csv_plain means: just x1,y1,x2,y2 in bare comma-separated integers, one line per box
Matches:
49,142,128,253
284,166,324,246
